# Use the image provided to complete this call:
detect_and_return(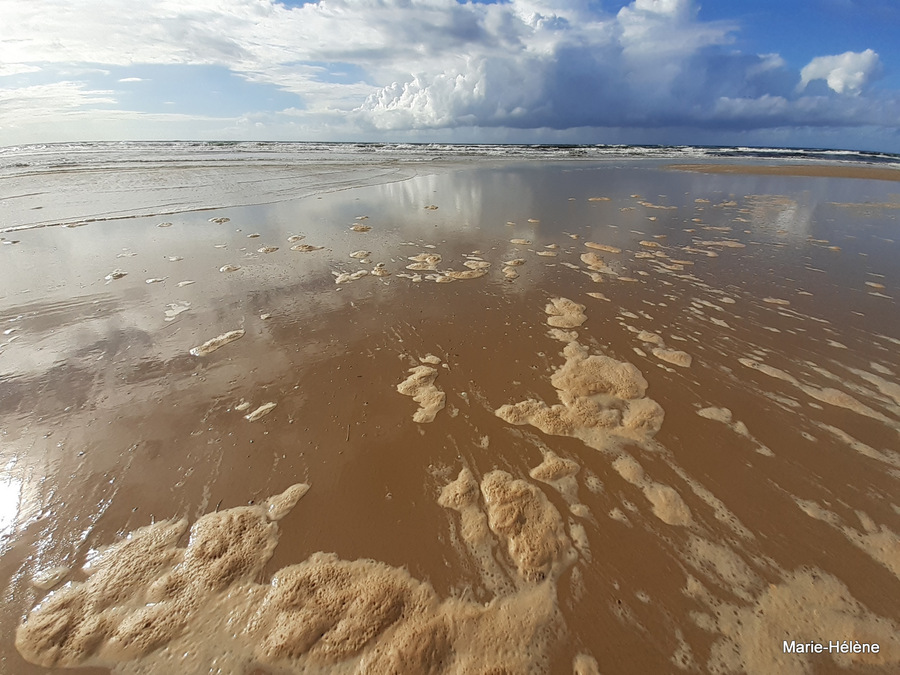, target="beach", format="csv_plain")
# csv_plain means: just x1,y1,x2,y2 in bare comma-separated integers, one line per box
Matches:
1,144,899,674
